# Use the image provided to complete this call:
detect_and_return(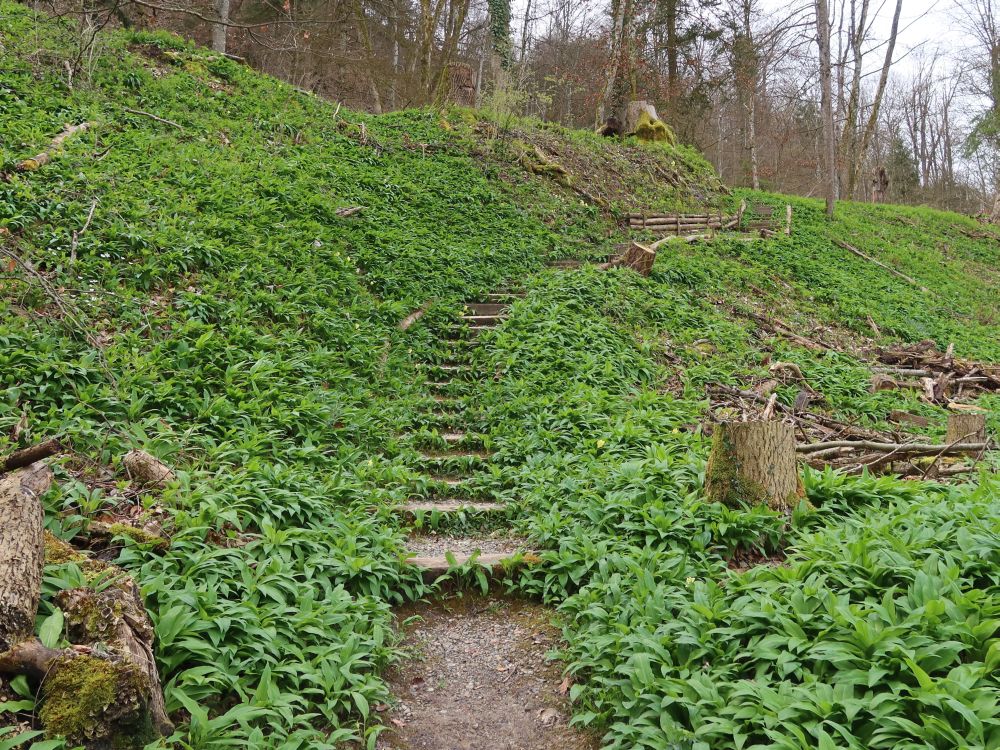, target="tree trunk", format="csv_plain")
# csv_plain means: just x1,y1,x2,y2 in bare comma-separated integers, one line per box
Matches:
211,0,230,54
990,193,1000,224
704,421,803,513
599,0,629,122
0,463,50,652
815,0,837,218
849,0,903,196
946,413,987,447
